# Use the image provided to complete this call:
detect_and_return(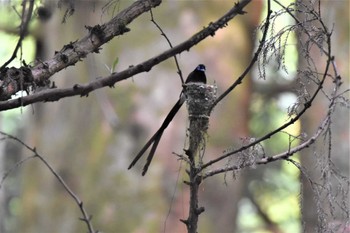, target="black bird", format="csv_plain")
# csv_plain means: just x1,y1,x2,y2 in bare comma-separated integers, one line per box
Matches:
128,64,207,175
